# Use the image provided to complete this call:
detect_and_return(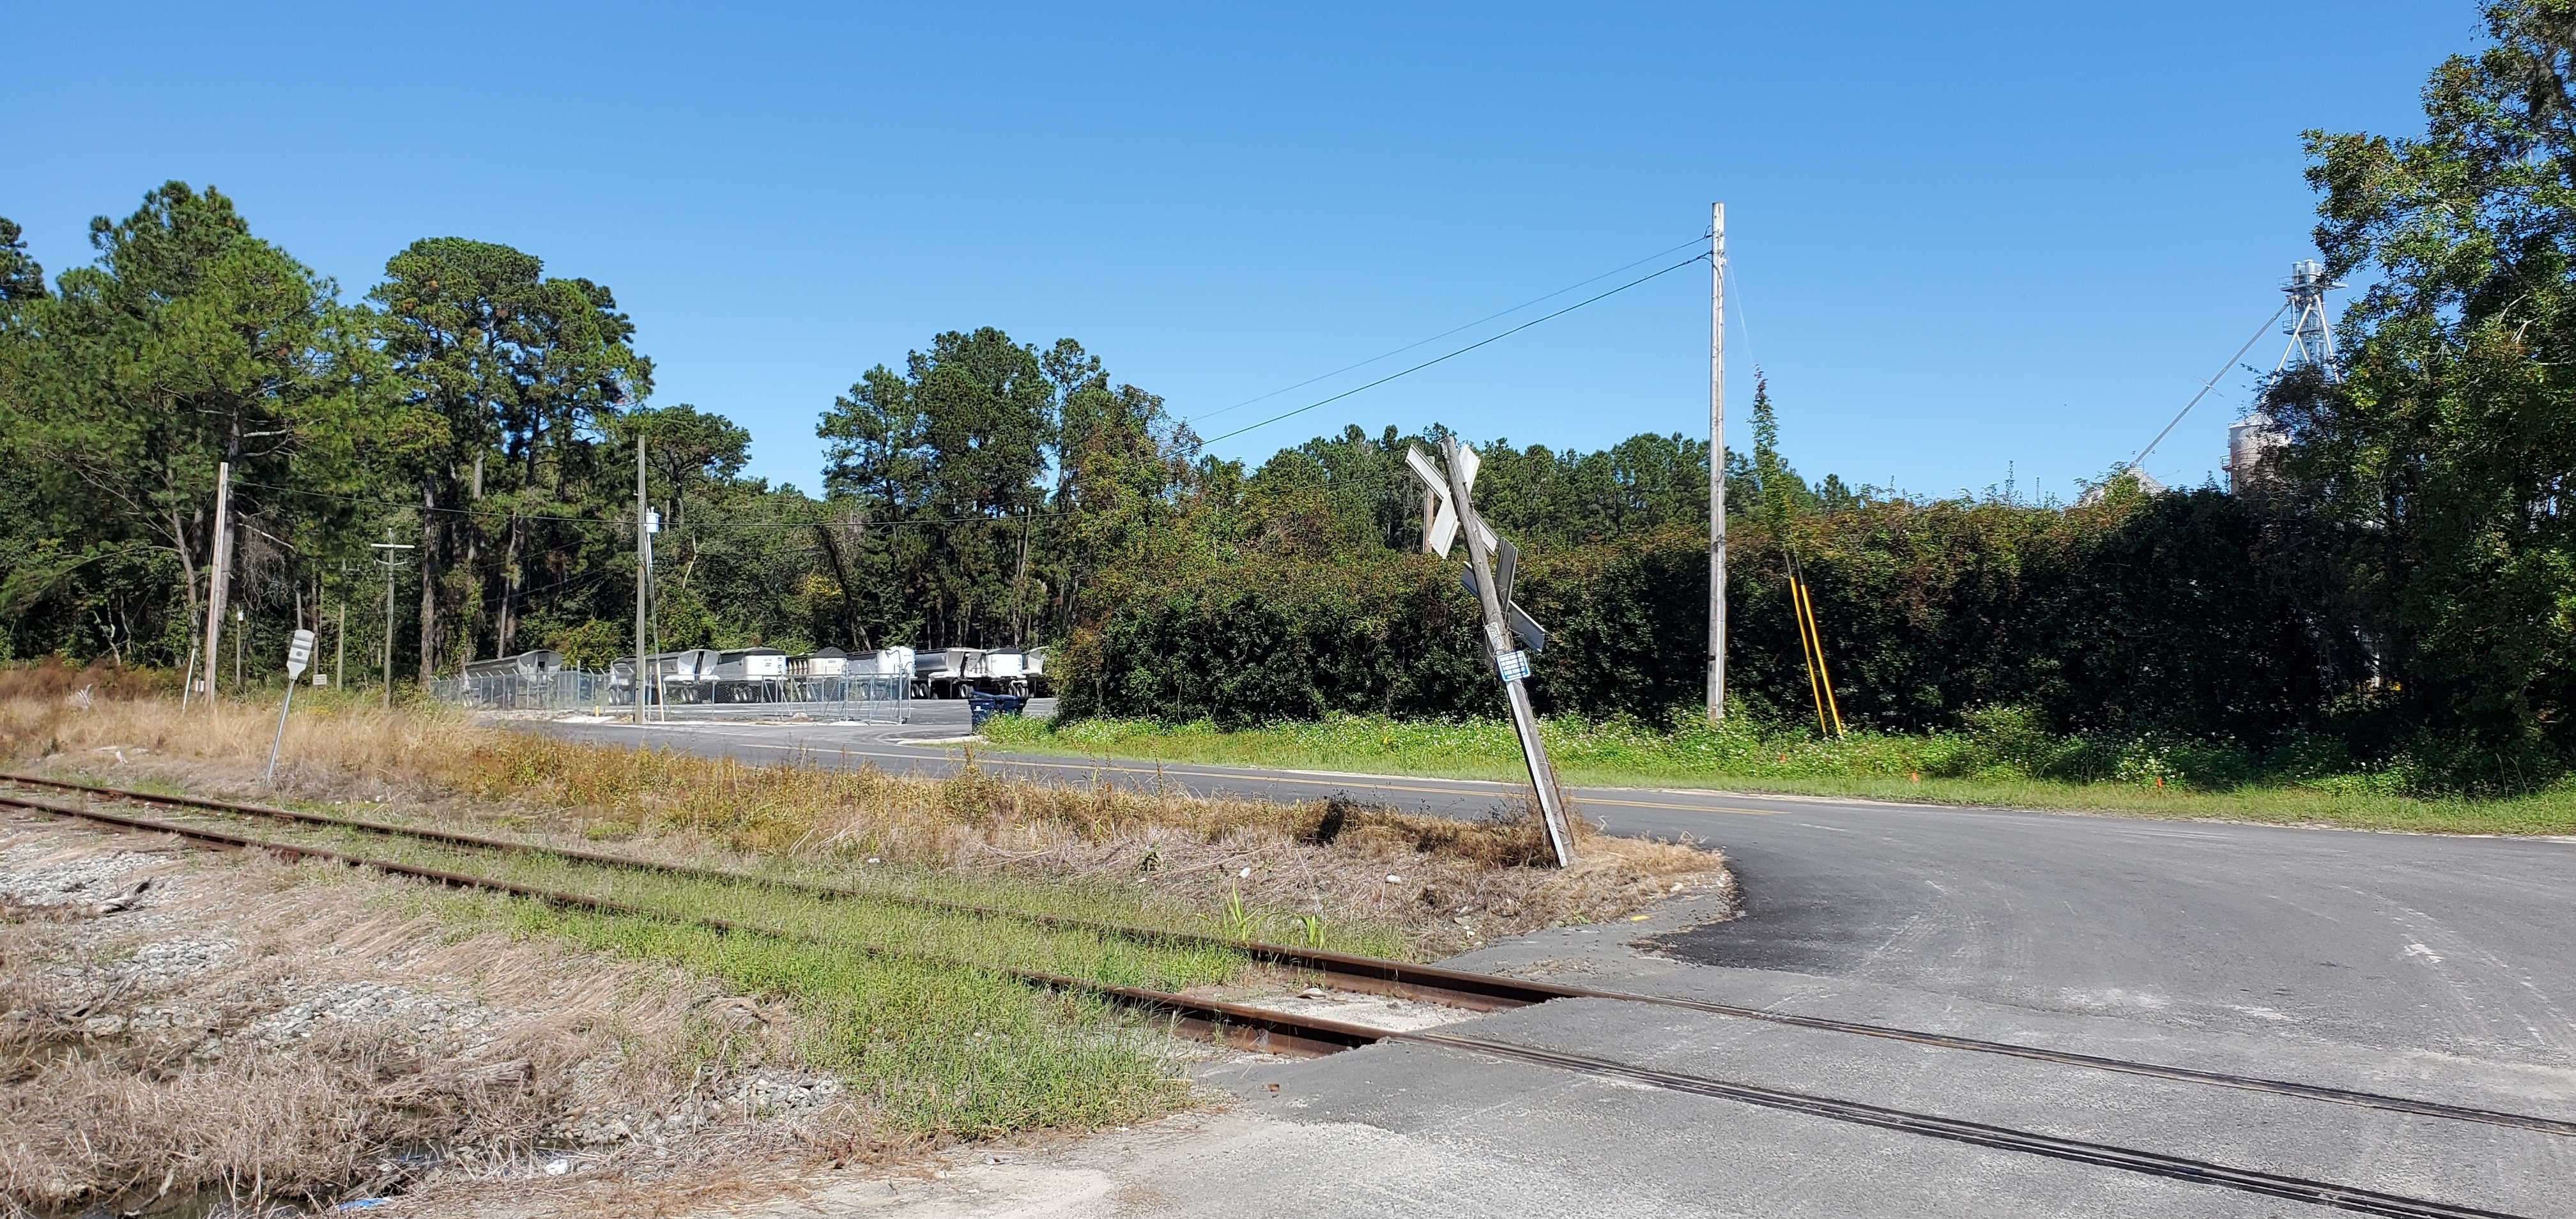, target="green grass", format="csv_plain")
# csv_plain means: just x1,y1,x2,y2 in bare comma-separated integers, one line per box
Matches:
238,820,1249,1136
128,785,1428,1138
425,889,1186,1134
225,789,1407,959
234,816,1261,990
979,712,2576,836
